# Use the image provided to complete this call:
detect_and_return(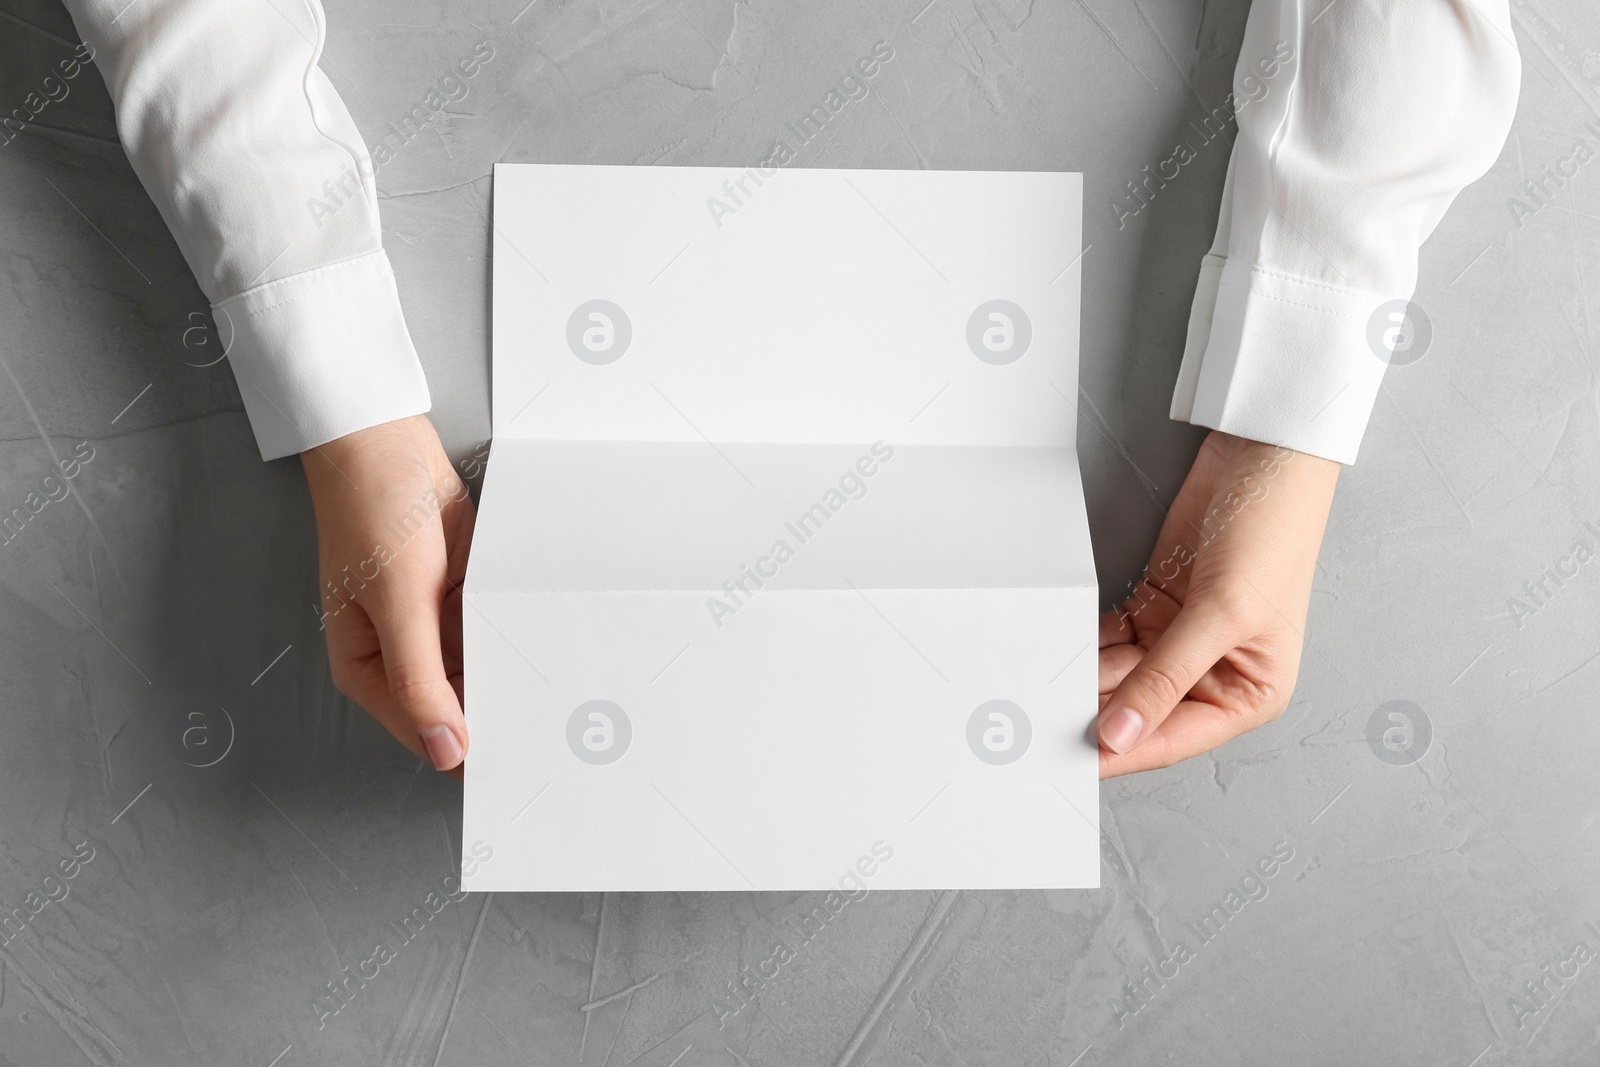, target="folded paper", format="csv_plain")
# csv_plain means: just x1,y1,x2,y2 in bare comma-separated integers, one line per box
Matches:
464,163,1098,891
